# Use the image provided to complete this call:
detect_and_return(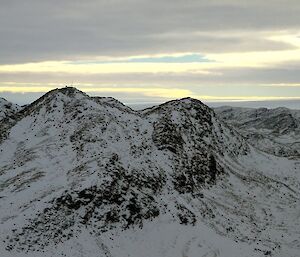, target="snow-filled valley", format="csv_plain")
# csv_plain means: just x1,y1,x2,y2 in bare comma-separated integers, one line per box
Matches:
0,87,299,257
